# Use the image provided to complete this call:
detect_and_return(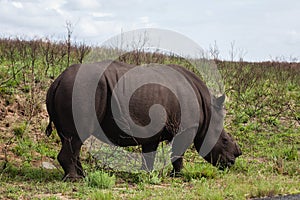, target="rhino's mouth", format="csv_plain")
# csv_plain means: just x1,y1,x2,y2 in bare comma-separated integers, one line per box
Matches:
217,157,236,170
